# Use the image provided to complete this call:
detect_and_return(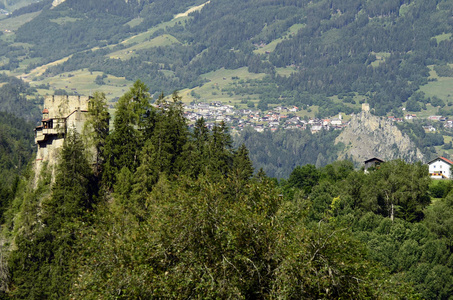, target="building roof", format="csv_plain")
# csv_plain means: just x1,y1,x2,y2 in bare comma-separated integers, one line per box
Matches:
427,157,453,166
42,108,49,114
364,157,385,164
